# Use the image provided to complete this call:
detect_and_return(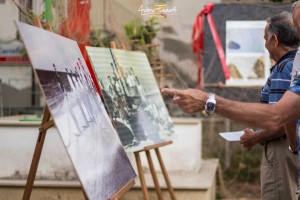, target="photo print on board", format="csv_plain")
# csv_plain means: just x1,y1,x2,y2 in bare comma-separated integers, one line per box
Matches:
225,20,271,86
15,21,136,200
86,47,175,152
